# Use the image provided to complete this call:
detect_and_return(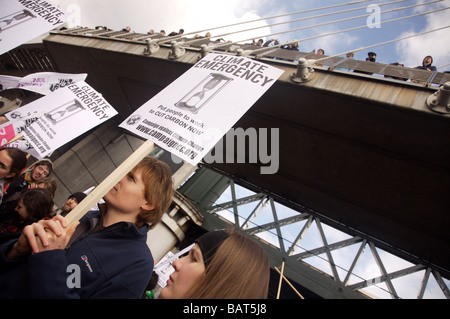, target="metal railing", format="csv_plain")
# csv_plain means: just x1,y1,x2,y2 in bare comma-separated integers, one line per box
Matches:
53,27,450,87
